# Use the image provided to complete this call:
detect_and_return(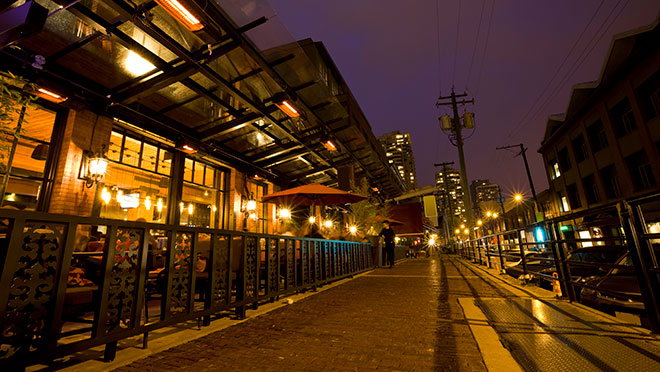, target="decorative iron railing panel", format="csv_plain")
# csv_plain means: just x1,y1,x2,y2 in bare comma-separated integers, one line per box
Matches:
0,210,373,368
